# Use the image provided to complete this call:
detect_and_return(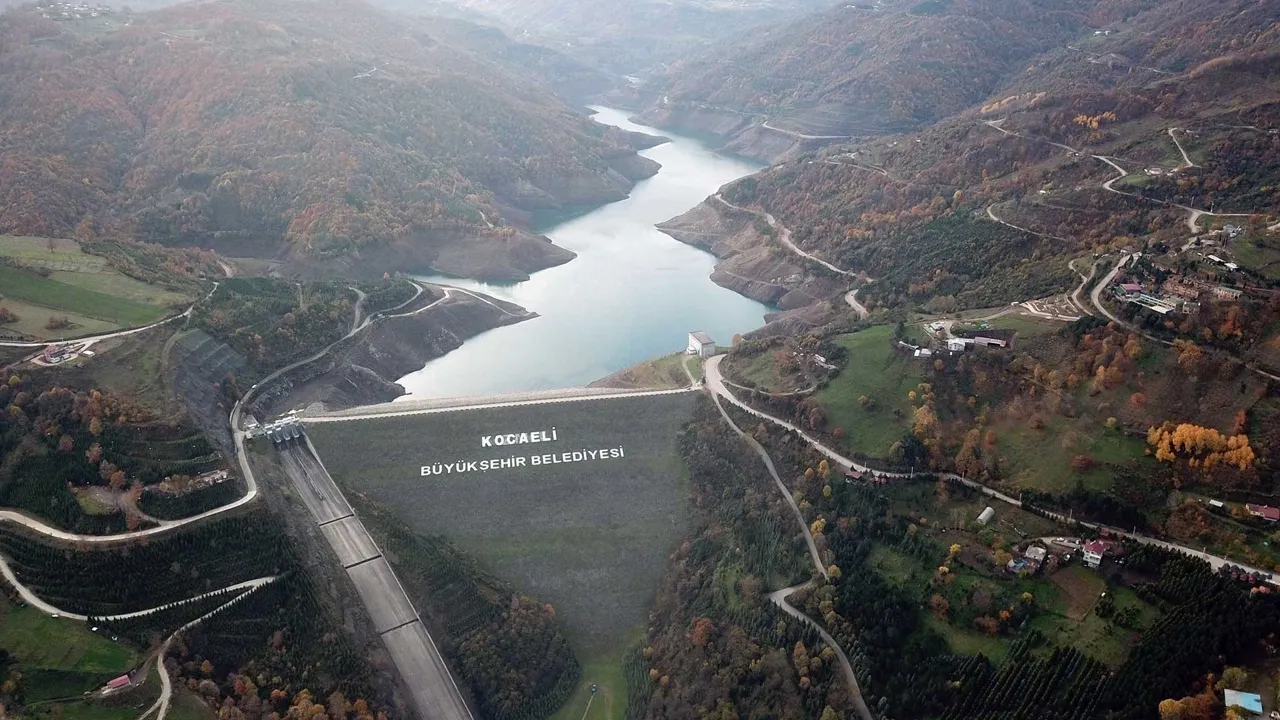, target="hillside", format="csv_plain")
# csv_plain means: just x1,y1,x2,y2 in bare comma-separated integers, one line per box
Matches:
0,0,661,280
681,0,1280,311
638,0,1132,151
